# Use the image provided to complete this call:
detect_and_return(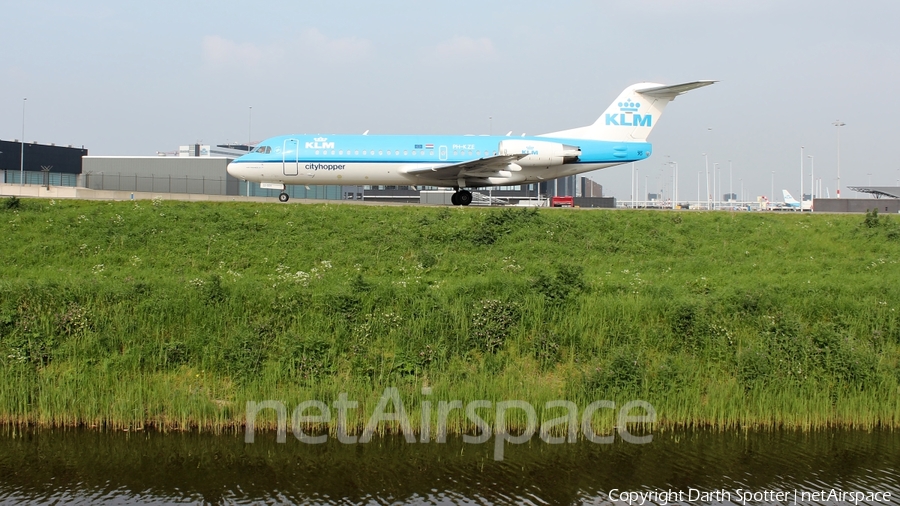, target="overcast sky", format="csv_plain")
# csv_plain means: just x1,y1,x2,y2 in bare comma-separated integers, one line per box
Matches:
2,0,899,201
